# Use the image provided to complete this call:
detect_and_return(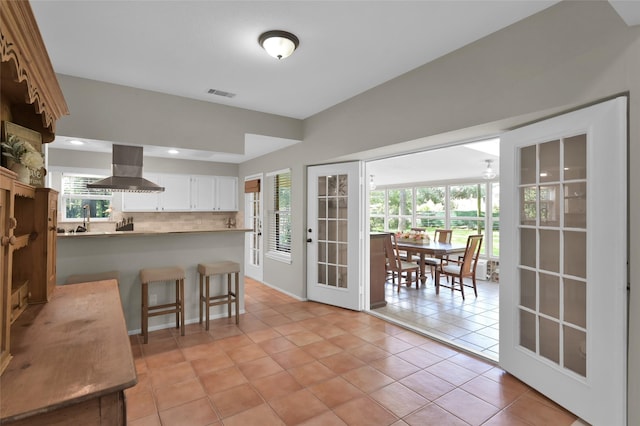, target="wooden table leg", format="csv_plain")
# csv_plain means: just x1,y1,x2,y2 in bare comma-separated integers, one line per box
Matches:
435,268,440,295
